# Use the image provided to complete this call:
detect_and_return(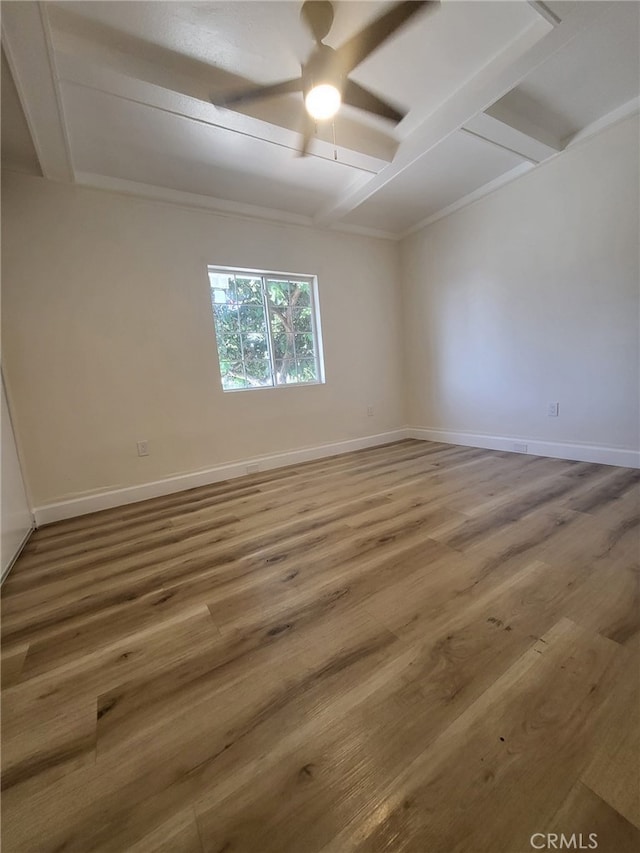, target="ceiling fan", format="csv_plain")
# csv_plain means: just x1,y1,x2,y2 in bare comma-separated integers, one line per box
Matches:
210,0,435,155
